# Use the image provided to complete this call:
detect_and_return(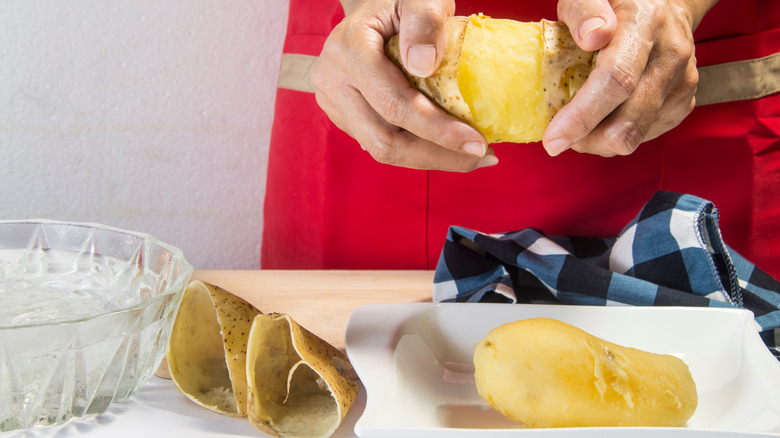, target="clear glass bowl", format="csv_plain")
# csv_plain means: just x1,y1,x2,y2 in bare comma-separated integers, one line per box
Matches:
0,220,193,432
